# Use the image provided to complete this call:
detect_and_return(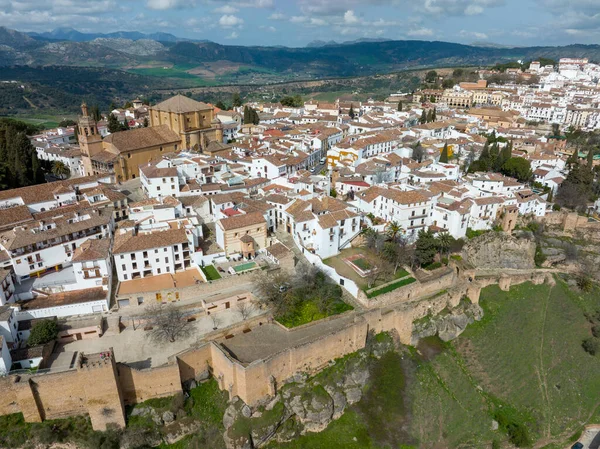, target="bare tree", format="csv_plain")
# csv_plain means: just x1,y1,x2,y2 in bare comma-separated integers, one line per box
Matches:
210,313,221,330
364,255,392,289
236,301,254,320
143,303,192,343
